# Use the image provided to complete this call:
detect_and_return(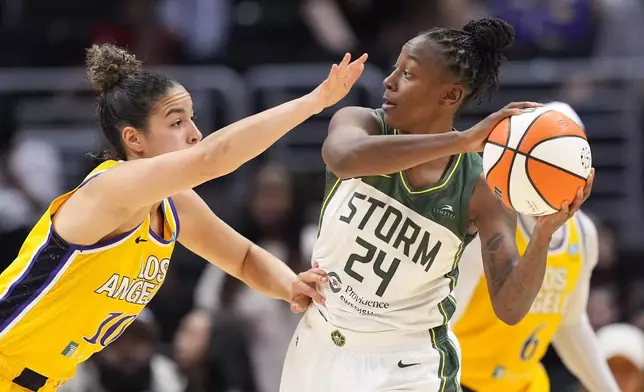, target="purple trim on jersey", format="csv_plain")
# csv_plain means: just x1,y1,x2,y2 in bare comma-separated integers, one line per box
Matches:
167,197,180,240
75,224,141,251
0,231,54,303
77,169,106,189
518,215,567,251
574,214,587,251
0,228,76,334
149,200,172,245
